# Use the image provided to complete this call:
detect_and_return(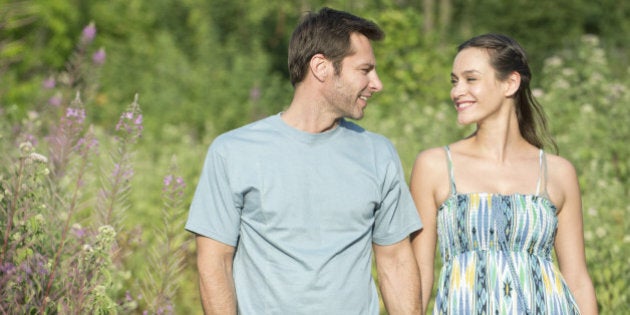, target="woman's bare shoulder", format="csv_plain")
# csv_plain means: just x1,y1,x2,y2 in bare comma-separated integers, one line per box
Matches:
412,146,450,186
413,146,449,173
545,152,581,209
545,152,578,179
